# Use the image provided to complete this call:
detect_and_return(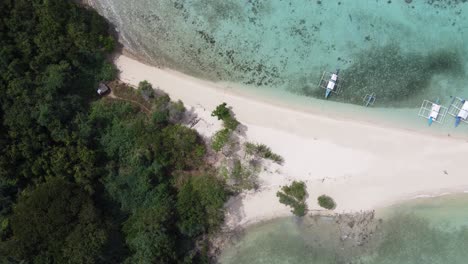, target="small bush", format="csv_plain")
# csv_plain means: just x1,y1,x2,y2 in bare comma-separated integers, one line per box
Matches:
223,115,239,130
276,181,307,217
244,142,283,164
211,103,240,131
137,80,152,90
99,61,117,81
282,181,307,201
292,202,307,217
152,110,169,124
318,195,336,210
244,142,256,155
99,35,116,52
154,94,171,111
212,128,231,152
230,159,257,191
138,80,155,99
211,102,230,121
168,100,186,123
172,100,185,113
